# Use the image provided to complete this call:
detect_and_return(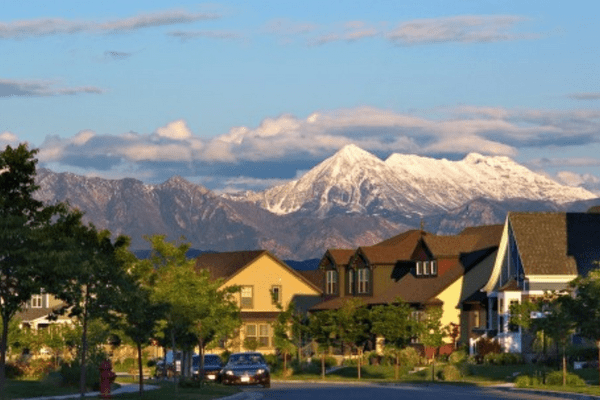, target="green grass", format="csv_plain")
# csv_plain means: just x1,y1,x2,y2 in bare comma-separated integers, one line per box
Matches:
2,379,80,399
